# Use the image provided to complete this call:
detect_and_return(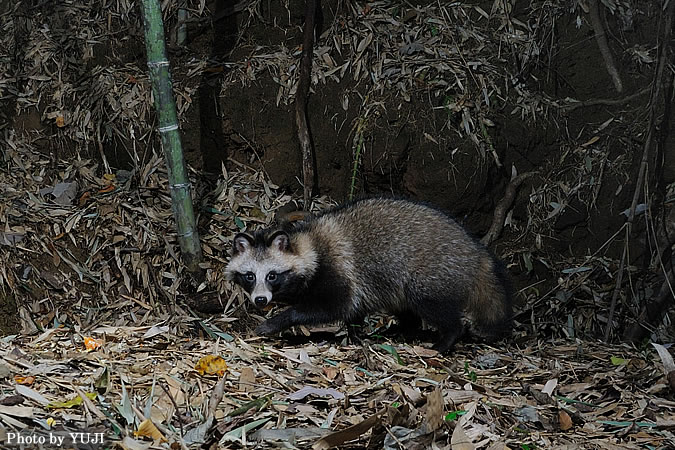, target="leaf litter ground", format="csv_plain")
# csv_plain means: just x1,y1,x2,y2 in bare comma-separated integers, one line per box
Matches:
2,0,674,448
1,152,675,449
